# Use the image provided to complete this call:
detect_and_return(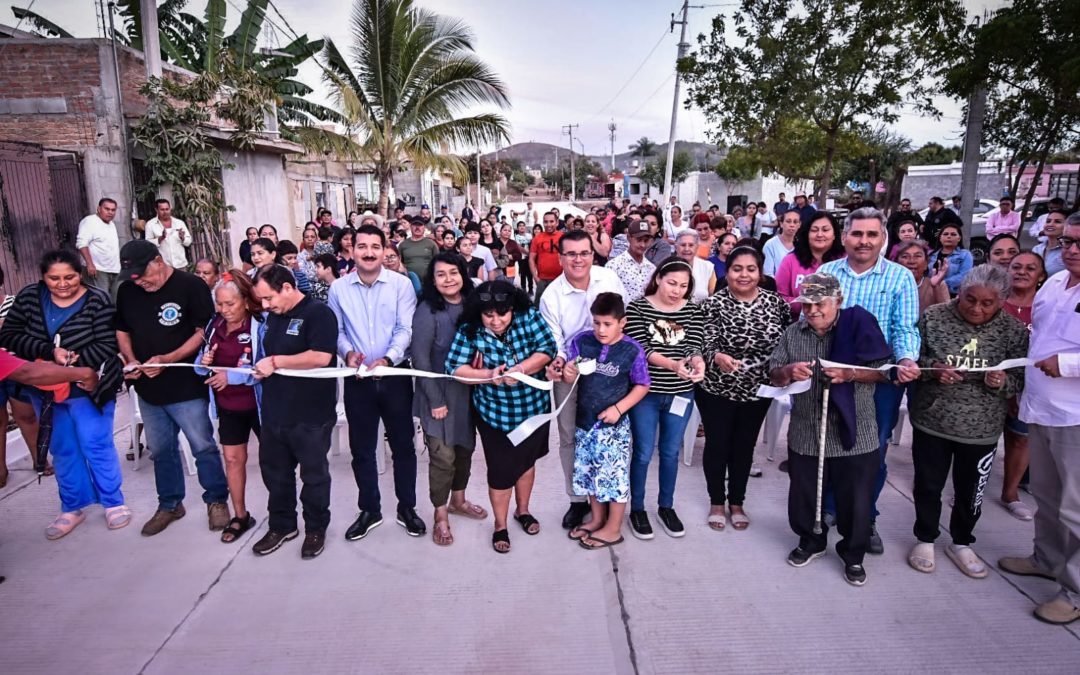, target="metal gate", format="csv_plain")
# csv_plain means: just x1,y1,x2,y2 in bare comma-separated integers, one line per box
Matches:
48,154,86,249
0,141,59,292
